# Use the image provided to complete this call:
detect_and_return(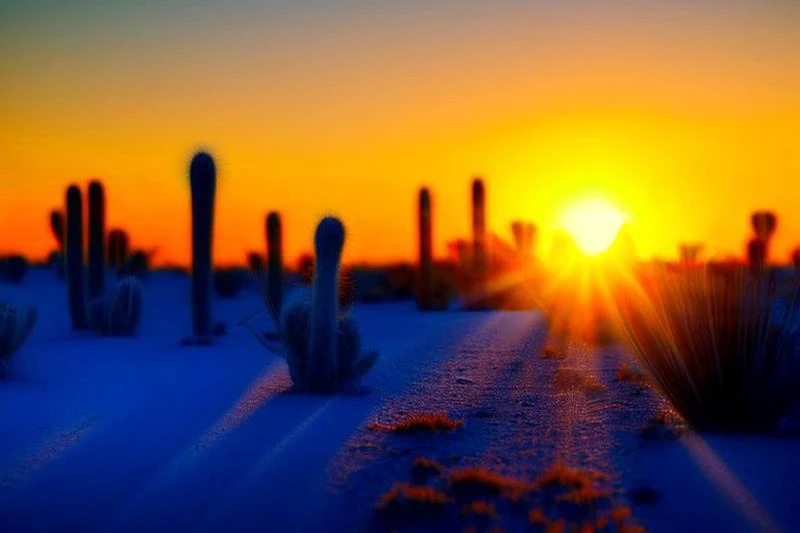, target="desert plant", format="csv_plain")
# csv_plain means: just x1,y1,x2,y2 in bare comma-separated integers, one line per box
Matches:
612,264,800,431
417,187,433,310
65,184,88,330
89,277,143,336
122,249,151,279
189,151,216,341
0,302,37,375
266,211,283,313
107,228,130,272
87,180,106,299
213,268,248,298
0,255,29,284
242,216,378,393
